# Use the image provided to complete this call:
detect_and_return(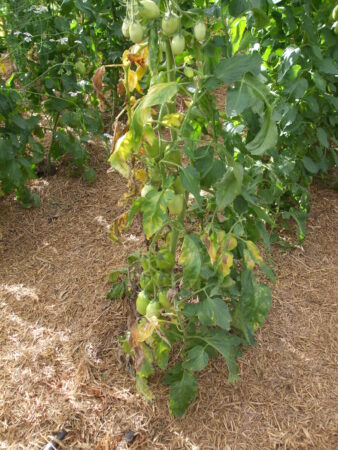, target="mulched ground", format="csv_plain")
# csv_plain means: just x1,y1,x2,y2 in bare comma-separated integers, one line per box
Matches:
0,146,337,449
